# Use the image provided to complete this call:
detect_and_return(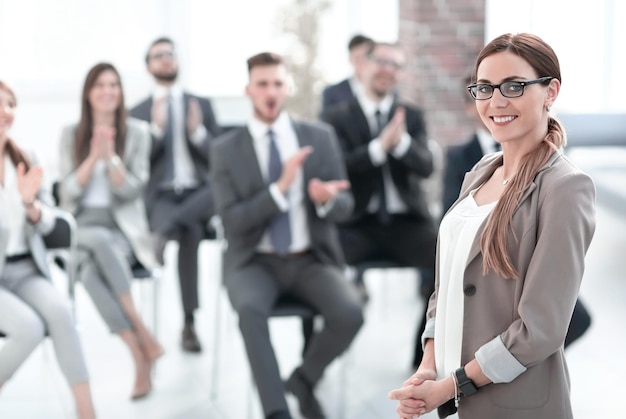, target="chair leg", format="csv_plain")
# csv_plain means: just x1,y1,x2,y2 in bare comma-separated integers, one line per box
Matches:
153,273,160,341
210,283,224,400
301,318,315,356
